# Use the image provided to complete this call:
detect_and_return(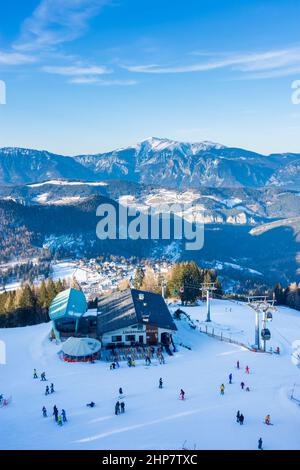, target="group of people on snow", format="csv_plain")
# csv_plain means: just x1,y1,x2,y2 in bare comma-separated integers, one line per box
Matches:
33,369,47,381
45,383,55,395
220,361,272,449
110,361,120,370
33,369,67,427
42,405,67,426
115,401,125,415
236,410,245,425
53,406,67,426
220,363,251,395
33,369,55,396
32,355,272,449
111,351,166,370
